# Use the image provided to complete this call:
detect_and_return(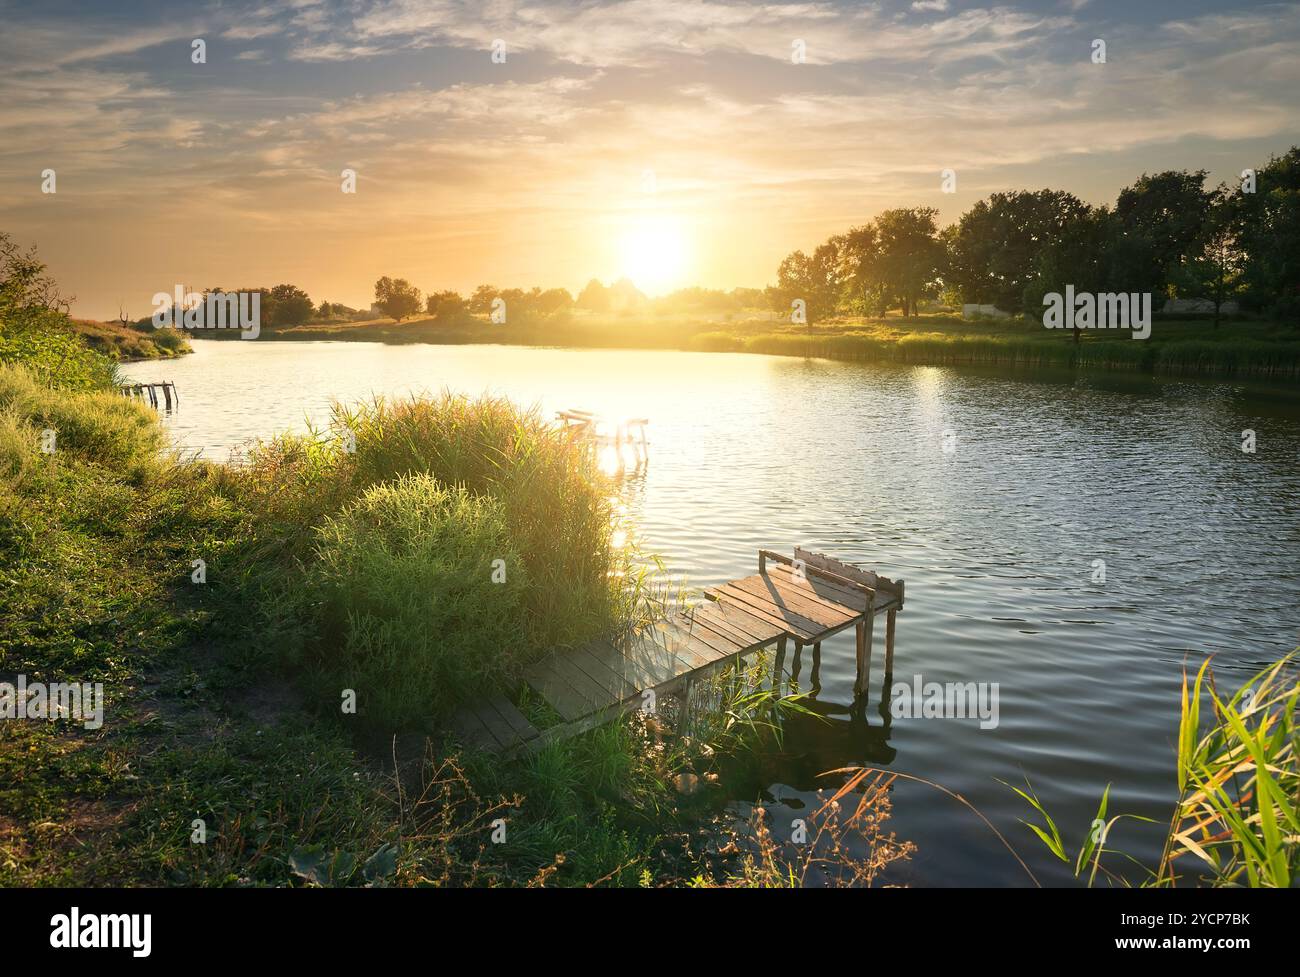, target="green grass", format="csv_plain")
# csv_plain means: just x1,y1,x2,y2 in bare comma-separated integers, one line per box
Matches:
308,474,529,725
68,319,191,362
